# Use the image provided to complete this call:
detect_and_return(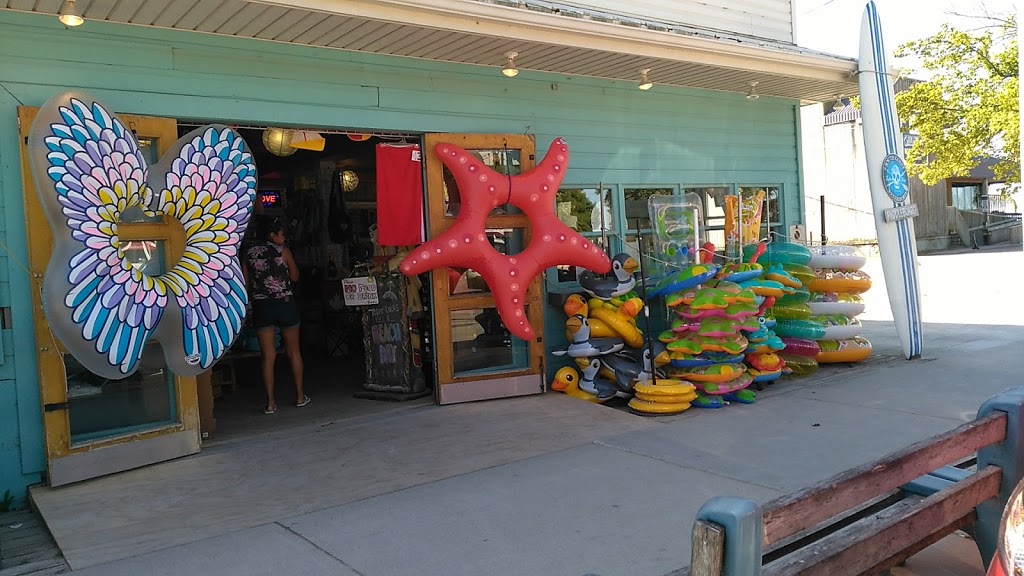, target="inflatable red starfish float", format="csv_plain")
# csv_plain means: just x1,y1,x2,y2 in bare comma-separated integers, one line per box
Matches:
400,138,612,341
